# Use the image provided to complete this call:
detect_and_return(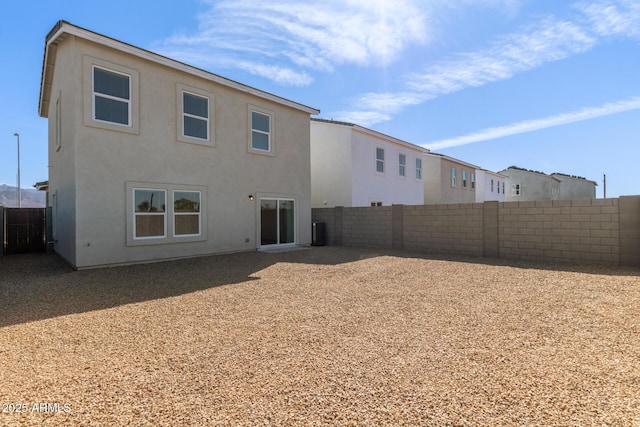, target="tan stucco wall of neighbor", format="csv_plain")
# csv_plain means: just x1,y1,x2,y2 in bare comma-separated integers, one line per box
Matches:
45,33,314,268
313,196,640,266
424,157,477,205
